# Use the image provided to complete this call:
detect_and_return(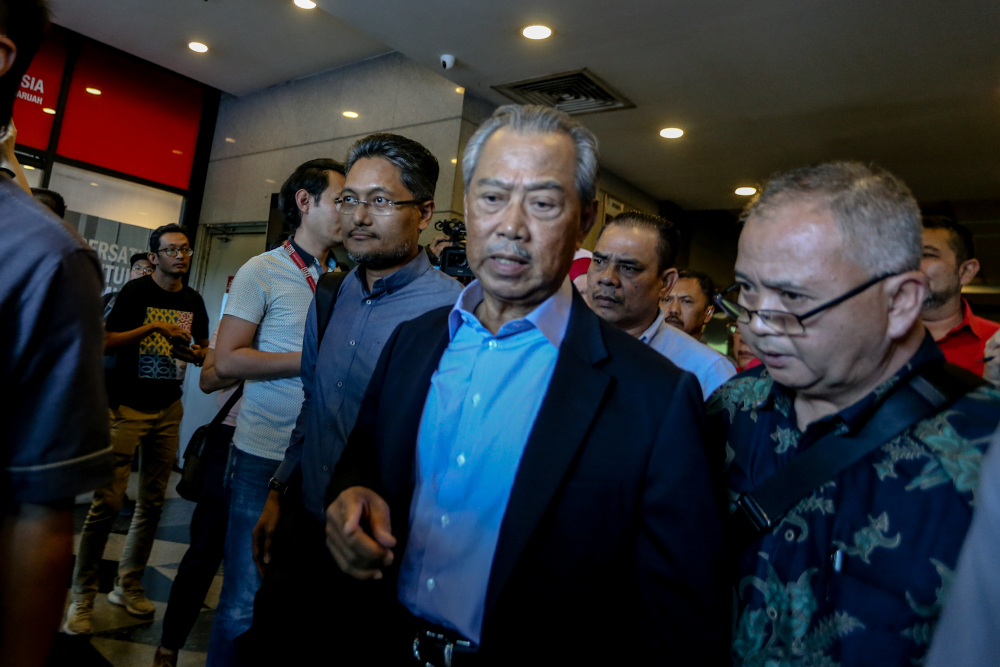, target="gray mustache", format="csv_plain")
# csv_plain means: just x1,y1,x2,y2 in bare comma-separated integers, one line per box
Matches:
484,242,531,260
